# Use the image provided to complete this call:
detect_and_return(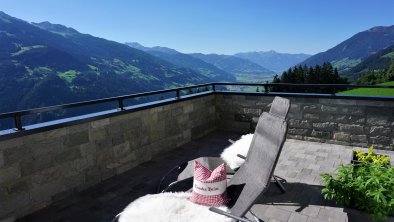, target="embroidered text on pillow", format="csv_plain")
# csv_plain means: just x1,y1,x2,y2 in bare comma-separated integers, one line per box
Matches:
189,161,229,206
